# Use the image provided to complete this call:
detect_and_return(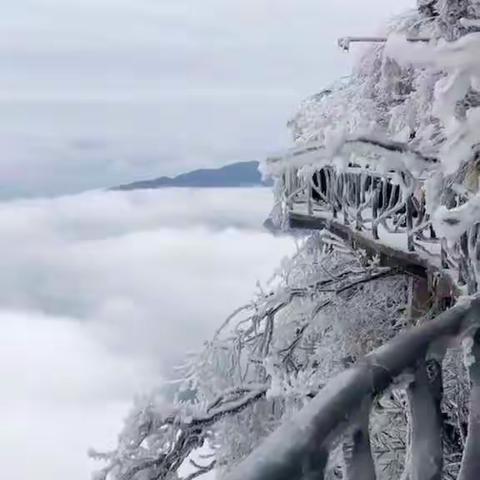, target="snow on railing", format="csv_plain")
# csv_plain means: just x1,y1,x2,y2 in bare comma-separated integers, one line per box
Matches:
265,145,480,295
267,30,480,295
235,26,480,480
226,297,480,480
